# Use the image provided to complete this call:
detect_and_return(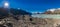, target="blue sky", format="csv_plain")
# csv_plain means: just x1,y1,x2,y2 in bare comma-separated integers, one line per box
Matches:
0,0,60,13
